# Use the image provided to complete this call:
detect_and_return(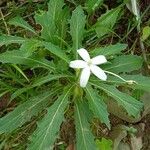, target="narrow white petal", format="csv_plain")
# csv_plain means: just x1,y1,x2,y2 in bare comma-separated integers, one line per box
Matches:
69,60,87,68
80,67,91,87
77,48,90,62
91,55,107,65
90,65,107,81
